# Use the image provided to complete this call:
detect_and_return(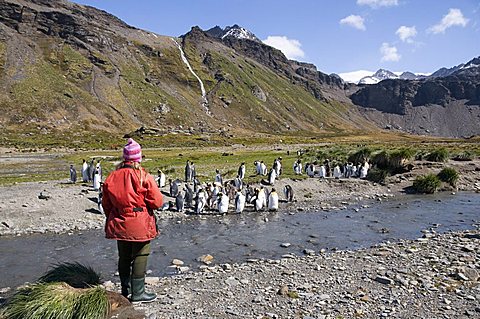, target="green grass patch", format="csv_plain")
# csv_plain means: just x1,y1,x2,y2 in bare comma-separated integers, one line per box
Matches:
412,174,441,194
437,167,459,187
426,148,449,162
